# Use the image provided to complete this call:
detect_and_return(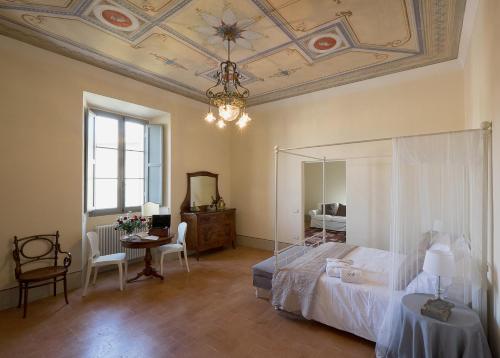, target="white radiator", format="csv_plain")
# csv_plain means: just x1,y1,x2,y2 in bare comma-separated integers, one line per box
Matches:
95,224,144,261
